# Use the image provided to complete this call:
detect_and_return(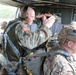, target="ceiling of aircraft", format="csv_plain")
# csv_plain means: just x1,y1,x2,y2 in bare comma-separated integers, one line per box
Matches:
0,0,76,8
